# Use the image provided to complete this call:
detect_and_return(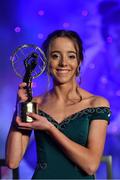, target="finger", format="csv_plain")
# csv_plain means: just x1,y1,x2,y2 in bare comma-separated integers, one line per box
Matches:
18,87,28,102
16,116,32,128
19,90,28,97
17,126,32,130
27,112,42,120
19,82,34,89
18,89,27,96
19,83,27,89
17,94,28,102
16,116,21,121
